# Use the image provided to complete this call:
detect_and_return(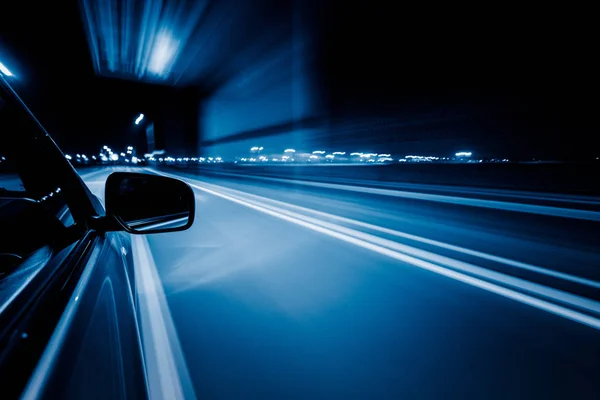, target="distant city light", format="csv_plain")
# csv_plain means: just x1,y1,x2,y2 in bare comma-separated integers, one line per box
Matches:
250,147,260,151
0,62,13,77
135,114,144,125
62,148,512,165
